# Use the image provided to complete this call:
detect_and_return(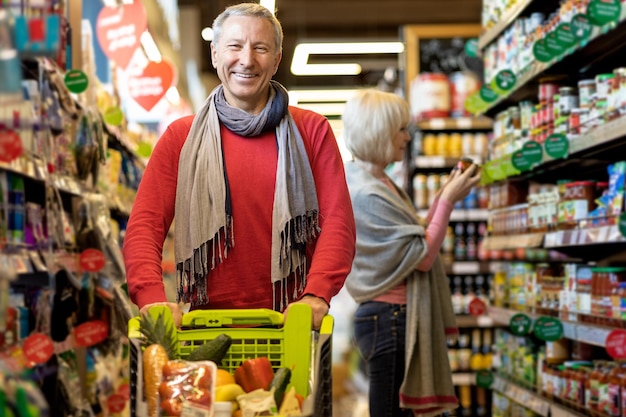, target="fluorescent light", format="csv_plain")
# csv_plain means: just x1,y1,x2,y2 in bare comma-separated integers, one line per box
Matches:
288,88,360,103
291,41,404,76
141,31,162,62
